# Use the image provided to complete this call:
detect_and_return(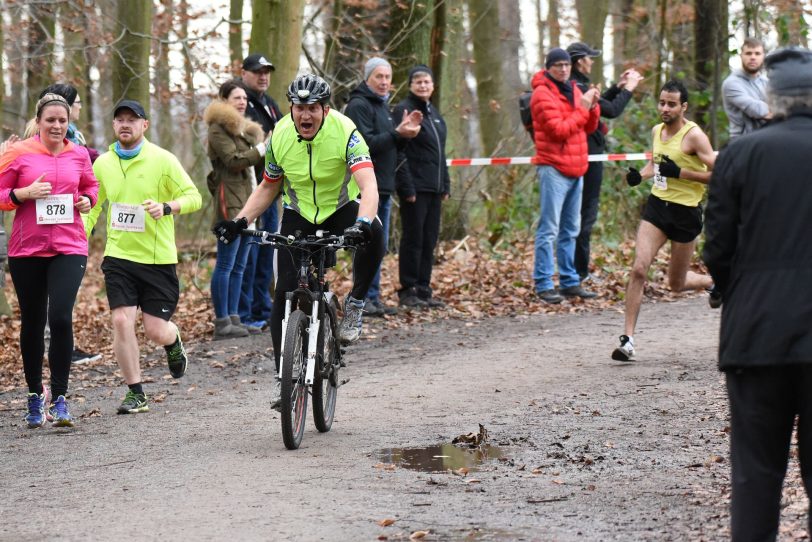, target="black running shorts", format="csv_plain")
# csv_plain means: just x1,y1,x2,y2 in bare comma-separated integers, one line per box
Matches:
641,194,703,243
101,256,179,320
